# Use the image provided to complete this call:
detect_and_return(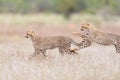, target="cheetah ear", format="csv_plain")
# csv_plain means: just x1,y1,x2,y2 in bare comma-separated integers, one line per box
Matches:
81,22,90,28
83,22,90,26
82,22,89,25
86,23,90,26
